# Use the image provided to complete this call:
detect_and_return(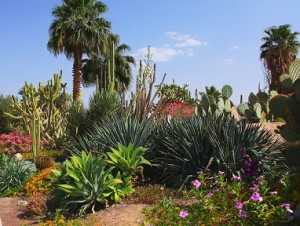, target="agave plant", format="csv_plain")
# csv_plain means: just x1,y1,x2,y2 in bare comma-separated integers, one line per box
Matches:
106,143,151,177
152,116,215,188
0,154,35,195
70,116,154,155
151,115,285,188
52,152,122,215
